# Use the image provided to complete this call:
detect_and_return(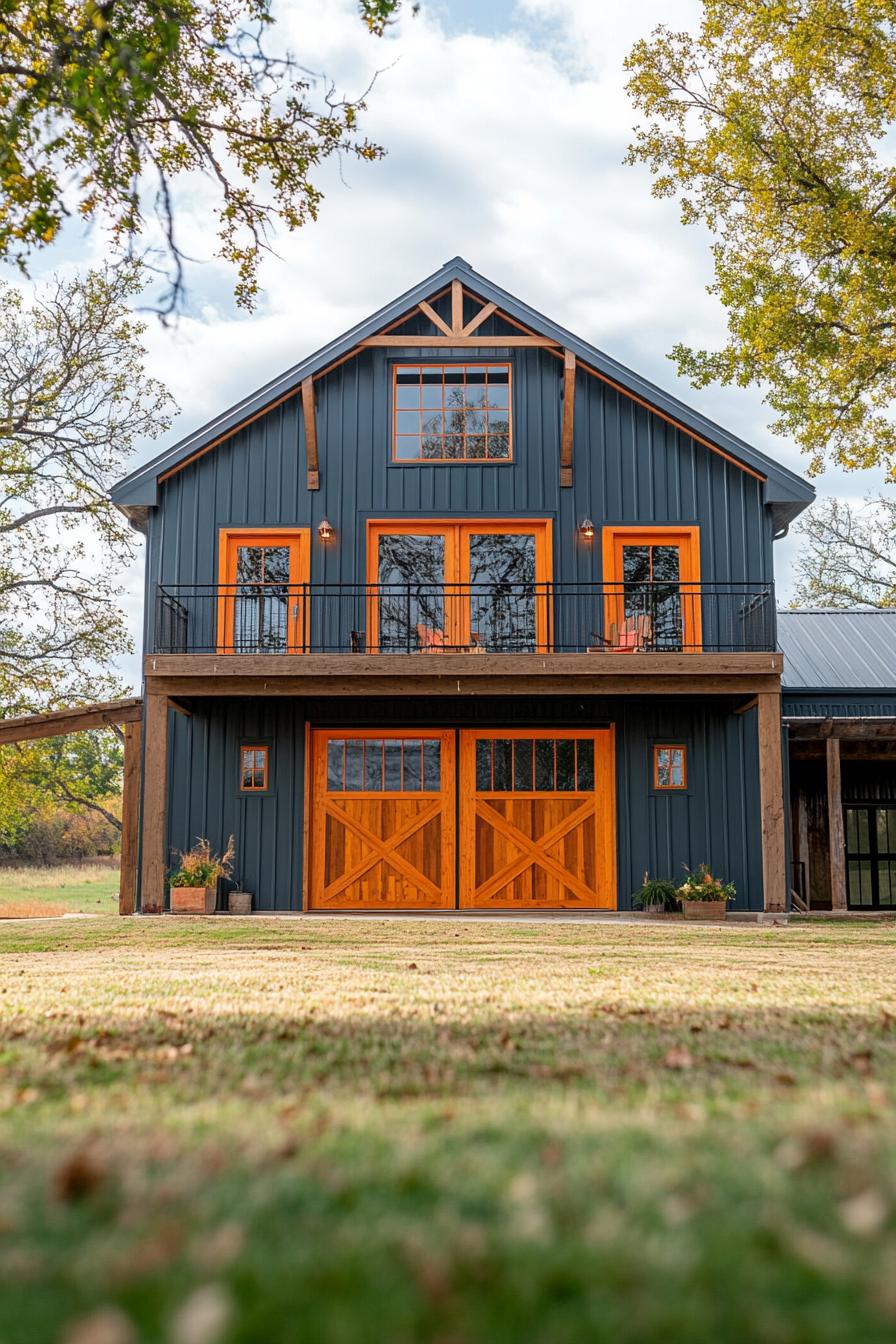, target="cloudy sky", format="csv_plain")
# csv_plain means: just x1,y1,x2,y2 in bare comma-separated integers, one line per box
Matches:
22,0,889,690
